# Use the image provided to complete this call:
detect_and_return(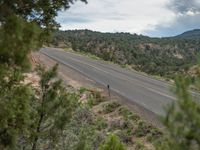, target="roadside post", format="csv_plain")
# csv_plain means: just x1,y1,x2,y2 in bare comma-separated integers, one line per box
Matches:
107,84,111,98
